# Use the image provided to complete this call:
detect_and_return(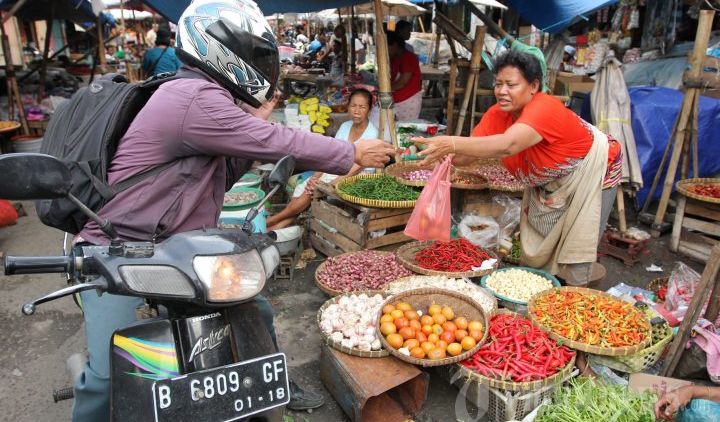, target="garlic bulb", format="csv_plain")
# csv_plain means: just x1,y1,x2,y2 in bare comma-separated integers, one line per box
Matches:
331,332,344,343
